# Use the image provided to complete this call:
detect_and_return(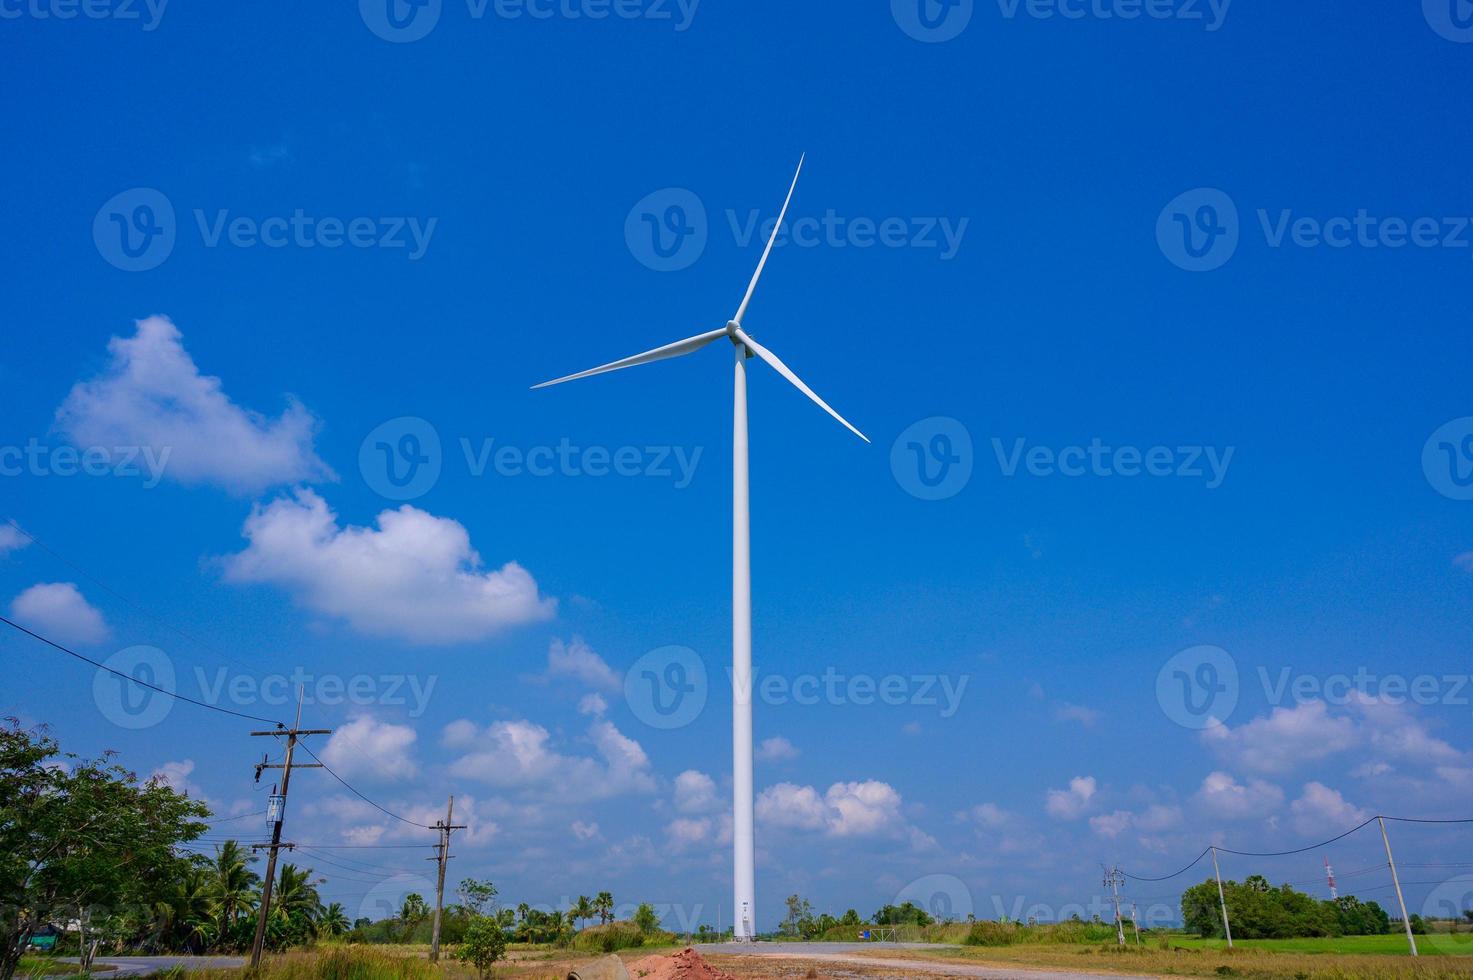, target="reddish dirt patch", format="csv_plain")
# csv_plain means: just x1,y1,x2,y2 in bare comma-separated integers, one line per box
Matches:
626,947,740,980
